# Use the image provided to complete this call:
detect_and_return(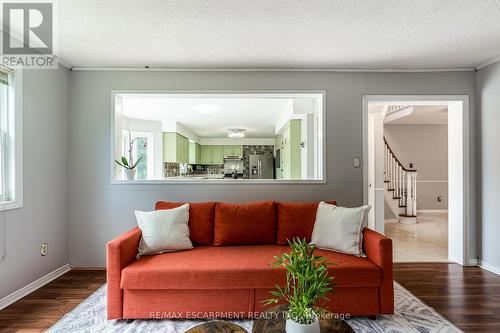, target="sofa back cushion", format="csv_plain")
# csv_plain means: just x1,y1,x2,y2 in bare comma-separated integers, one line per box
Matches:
155,201,215,245
213,201,276,246
276,200,337,245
